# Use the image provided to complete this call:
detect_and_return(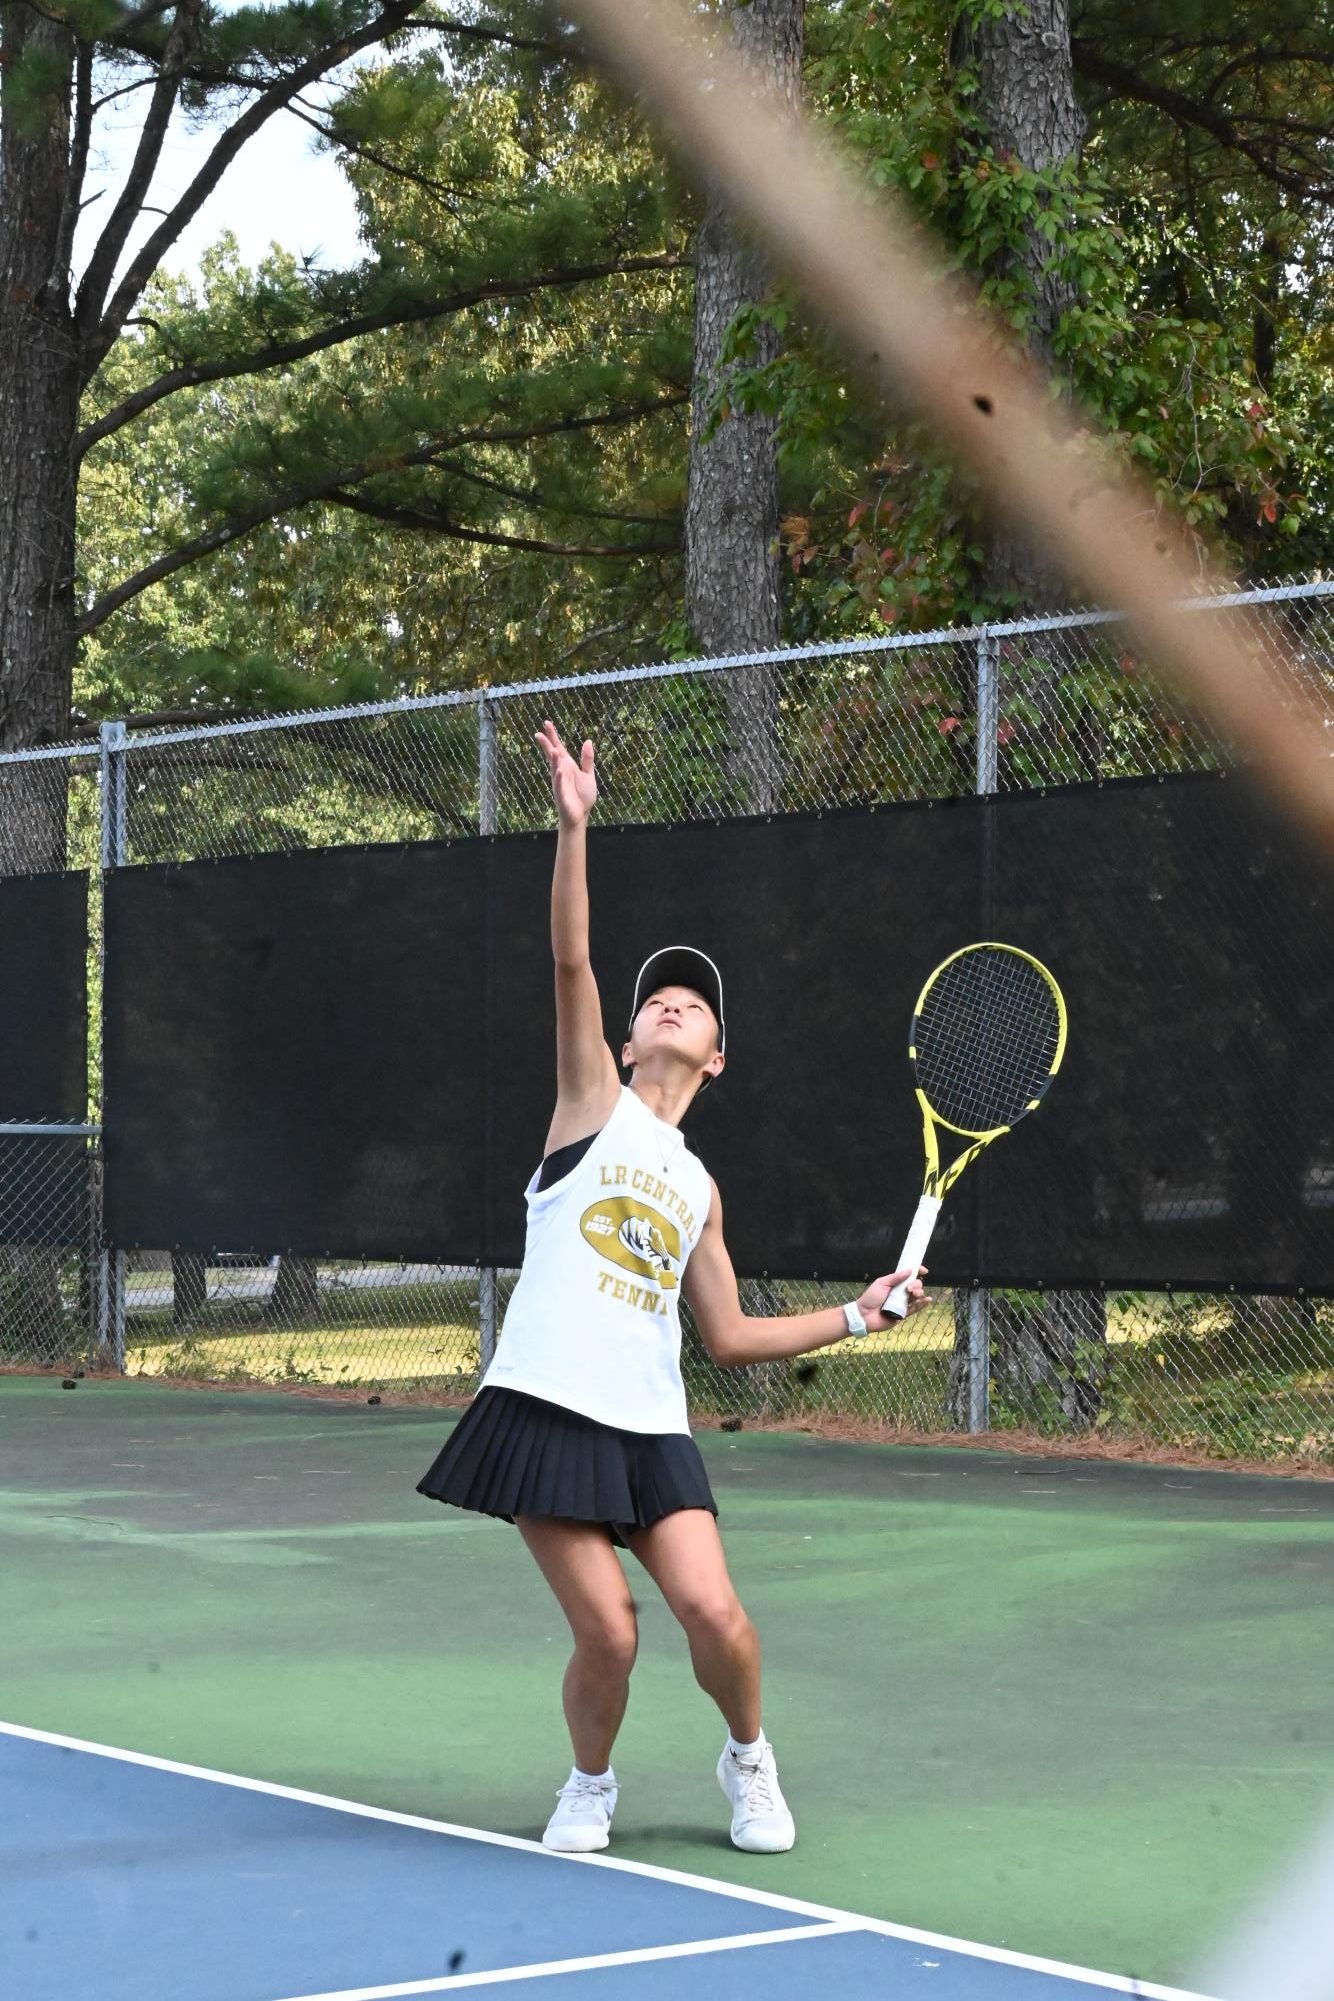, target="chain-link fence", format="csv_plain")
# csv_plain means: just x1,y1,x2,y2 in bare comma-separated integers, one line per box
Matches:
0,1124,100,1373
3,579,1334,1467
